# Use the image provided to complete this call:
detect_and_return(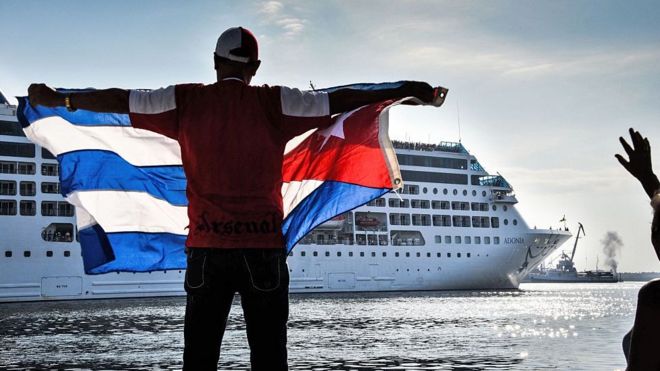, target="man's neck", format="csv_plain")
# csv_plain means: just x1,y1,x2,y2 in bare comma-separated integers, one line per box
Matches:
217,71,246,84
